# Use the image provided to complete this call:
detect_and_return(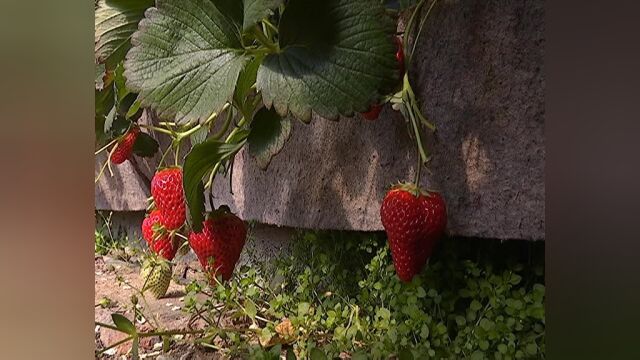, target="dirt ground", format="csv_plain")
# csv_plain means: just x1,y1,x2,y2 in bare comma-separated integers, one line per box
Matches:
95,255,224,359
